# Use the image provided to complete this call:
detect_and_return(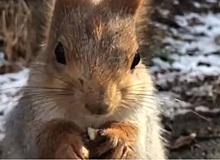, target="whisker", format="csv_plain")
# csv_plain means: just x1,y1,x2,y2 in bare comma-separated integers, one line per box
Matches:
0,85,75,94
2,92,80,109
30,63,78,87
